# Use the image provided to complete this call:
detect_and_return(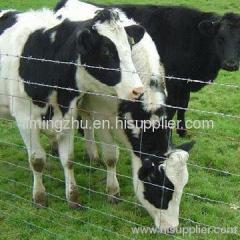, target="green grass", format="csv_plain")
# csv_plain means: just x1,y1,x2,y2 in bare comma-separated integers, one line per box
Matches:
0,0,240,240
